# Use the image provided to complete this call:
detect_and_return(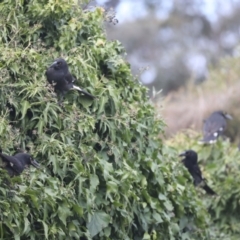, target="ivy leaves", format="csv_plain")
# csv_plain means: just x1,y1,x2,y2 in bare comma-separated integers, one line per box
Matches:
0,0,210,239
